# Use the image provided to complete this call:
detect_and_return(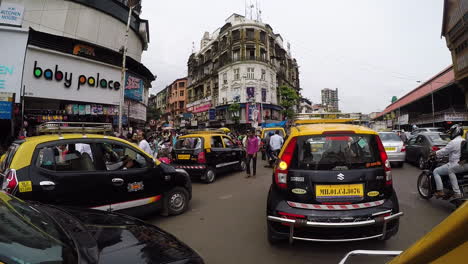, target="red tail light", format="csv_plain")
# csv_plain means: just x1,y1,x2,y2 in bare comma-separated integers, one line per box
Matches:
274,137,297,190
401,146,406,152
2,169,18,194
432,146,440,152
197,152,206,163
376,136,392,186
278,211,305,226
